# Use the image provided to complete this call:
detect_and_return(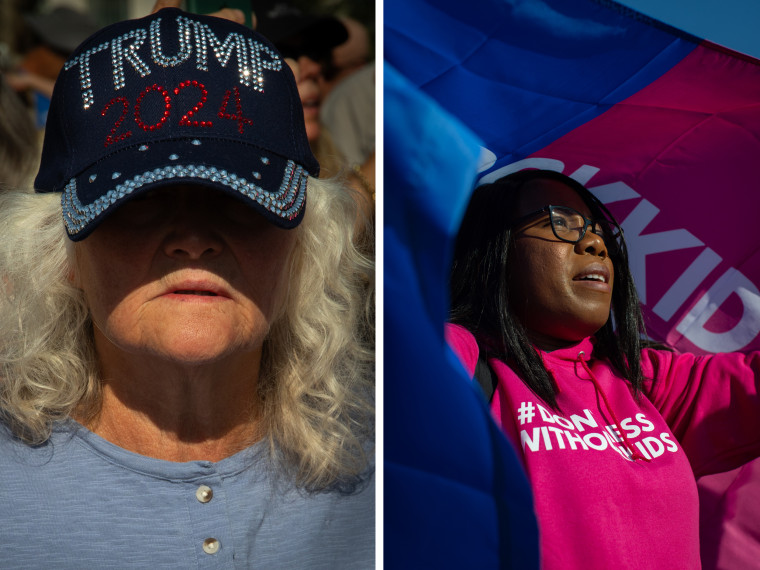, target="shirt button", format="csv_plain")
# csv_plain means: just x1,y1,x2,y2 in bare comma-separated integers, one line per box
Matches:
196,485,213,503
203,538,220,554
